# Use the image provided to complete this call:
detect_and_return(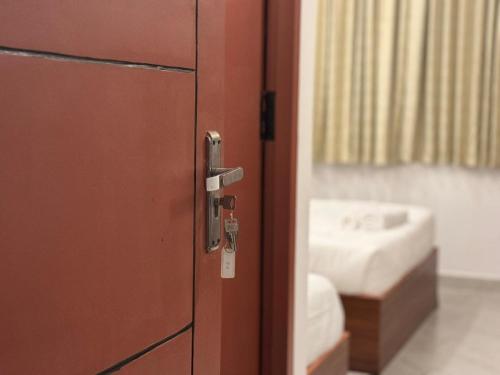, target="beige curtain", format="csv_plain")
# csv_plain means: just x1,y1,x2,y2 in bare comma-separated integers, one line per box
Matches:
314,0,500,167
